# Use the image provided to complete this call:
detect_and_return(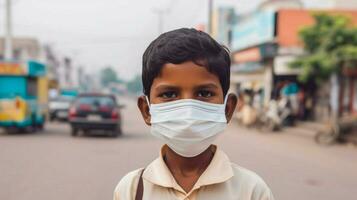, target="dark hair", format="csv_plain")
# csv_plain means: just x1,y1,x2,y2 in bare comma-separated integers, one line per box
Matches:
142,28,231,97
